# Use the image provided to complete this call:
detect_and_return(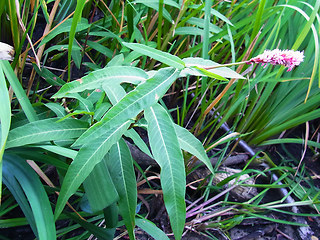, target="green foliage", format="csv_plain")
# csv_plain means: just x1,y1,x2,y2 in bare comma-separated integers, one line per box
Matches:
1,0,320,239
